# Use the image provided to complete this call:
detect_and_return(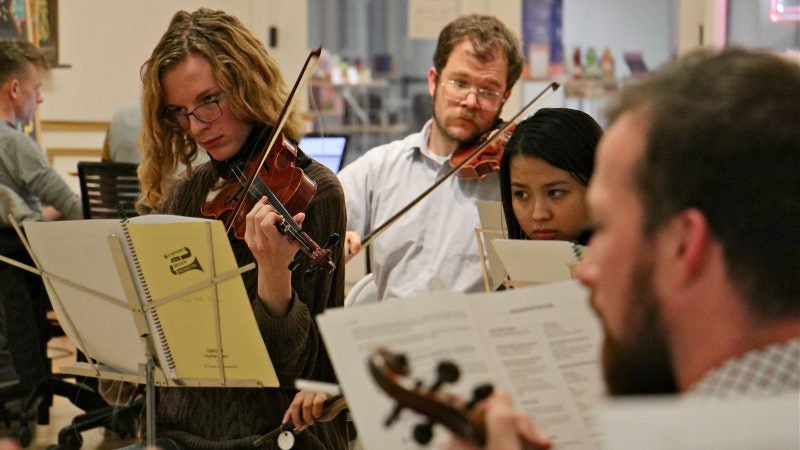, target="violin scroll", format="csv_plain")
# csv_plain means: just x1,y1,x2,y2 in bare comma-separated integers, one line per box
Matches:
369,347,493,446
